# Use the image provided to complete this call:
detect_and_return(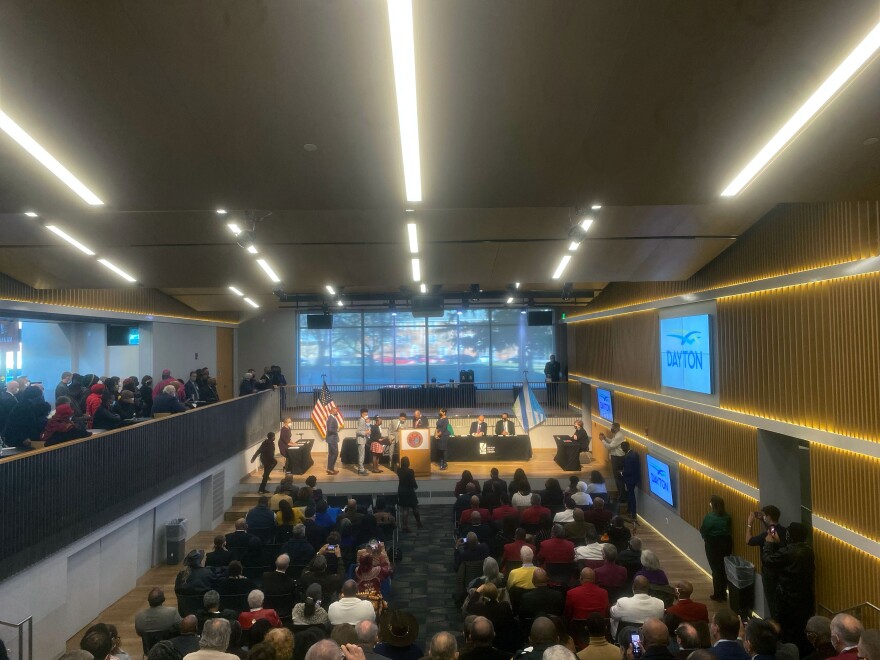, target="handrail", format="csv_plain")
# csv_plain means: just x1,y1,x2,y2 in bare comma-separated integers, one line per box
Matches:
817,601,880,616
0,616,32,660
